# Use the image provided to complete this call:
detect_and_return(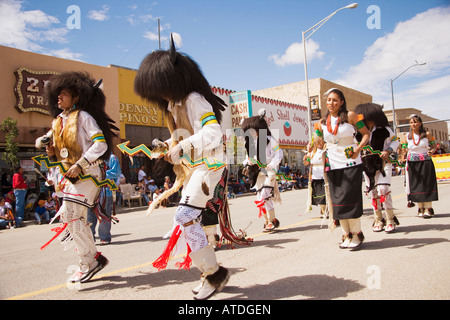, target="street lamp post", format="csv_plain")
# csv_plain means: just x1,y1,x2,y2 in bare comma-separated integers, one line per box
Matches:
303,3,358,140
390,61,426,134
